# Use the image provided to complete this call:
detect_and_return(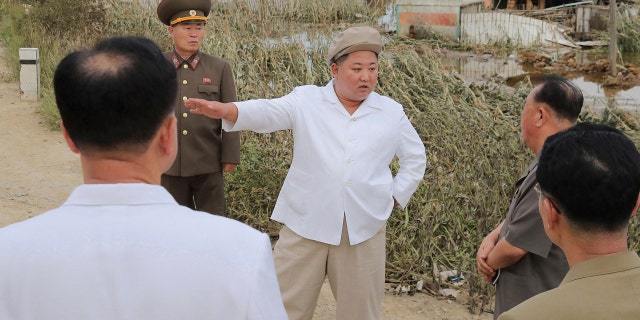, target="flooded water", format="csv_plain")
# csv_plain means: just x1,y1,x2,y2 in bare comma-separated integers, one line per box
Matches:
440,51,640,115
